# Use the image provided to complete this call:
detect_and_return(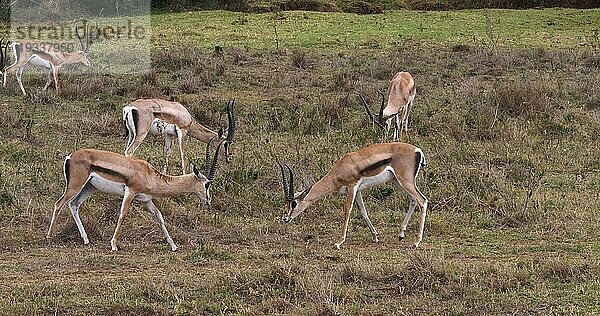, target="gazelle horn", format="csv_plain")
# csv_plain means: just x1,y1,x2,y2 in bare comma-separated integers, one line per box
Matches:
358,93,385,130
226,99,235,142
207,140,224,181
204,138,214,177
